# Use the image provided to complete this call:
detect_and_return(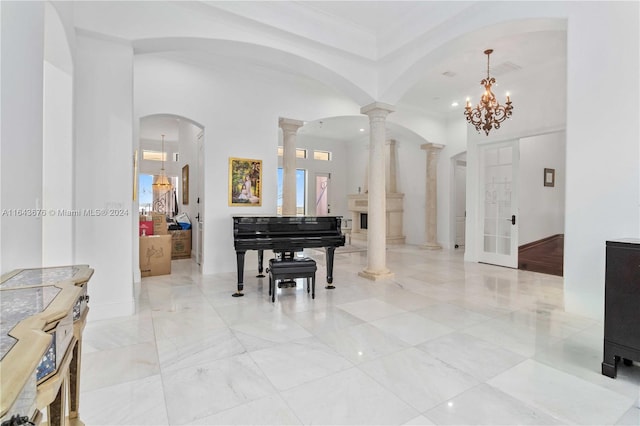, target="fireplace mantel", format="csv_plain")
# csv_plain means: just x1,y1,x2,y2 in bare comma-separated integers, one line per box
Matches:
347,193,405,245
